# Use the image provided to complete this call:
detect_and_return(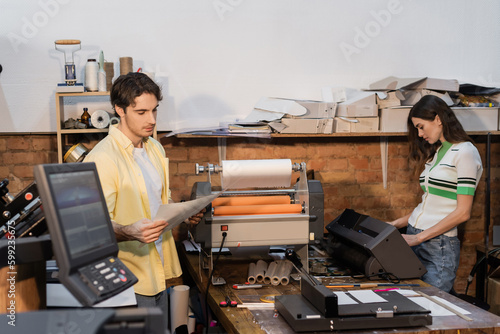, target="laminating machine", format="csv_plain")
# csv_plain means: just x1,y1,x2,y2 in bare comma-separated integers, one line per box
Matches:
190,159,324,283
